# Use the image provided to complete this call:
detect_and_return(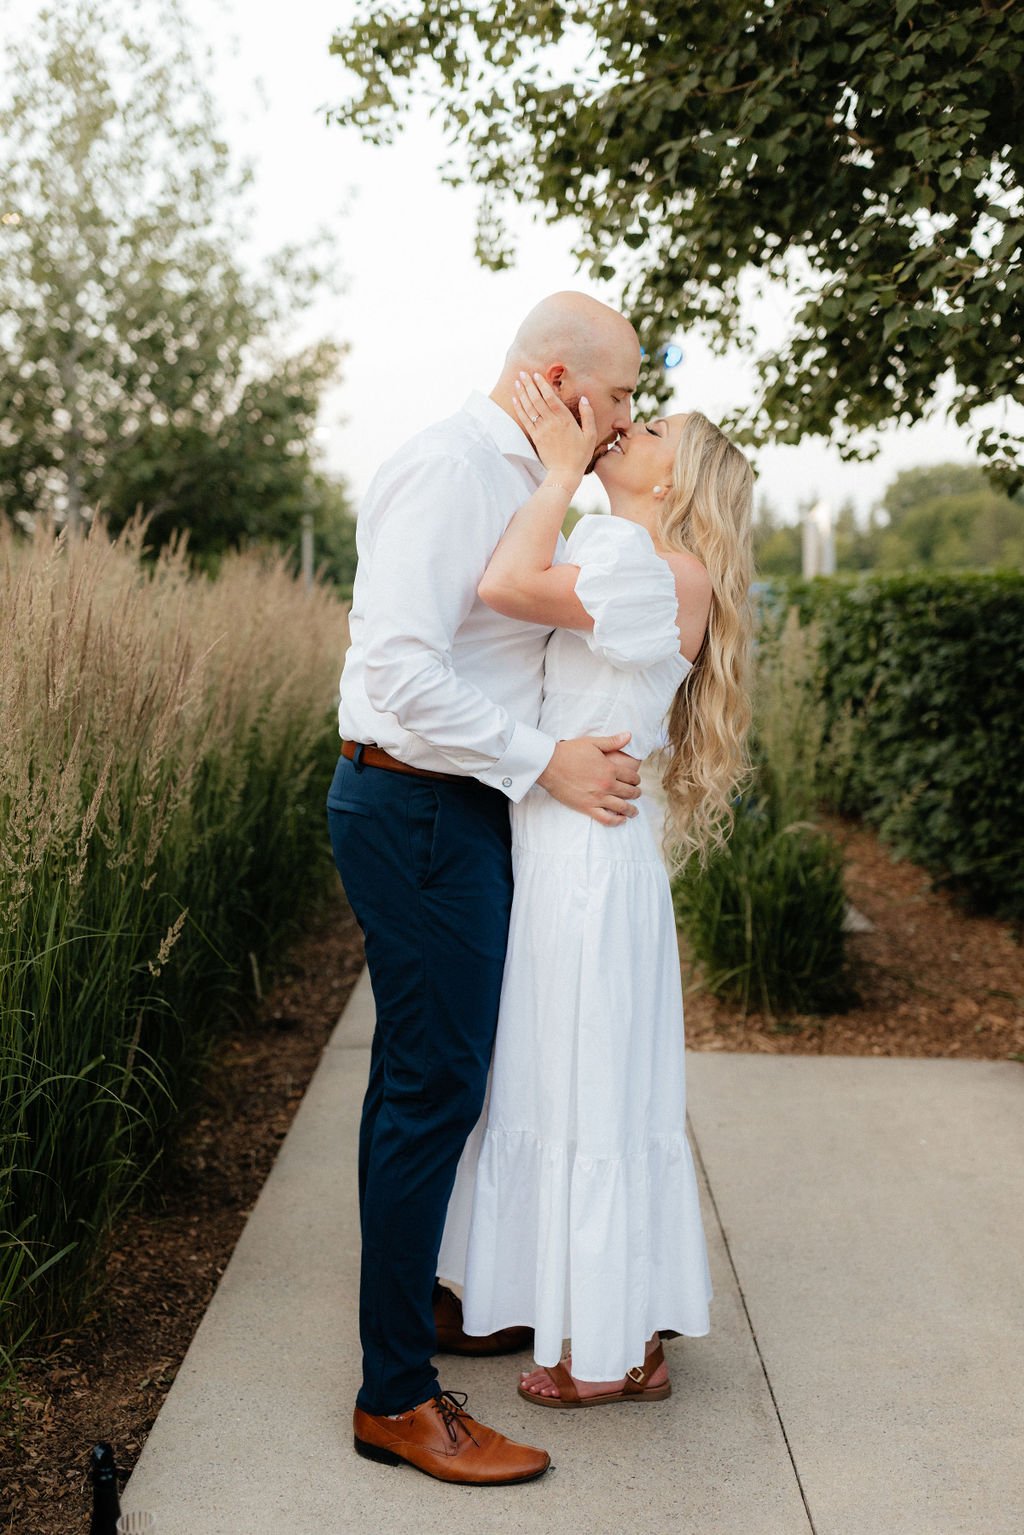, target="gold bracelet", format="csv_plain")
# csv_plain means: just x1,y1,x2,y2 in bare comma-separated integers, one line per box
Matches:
539,480,575,495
